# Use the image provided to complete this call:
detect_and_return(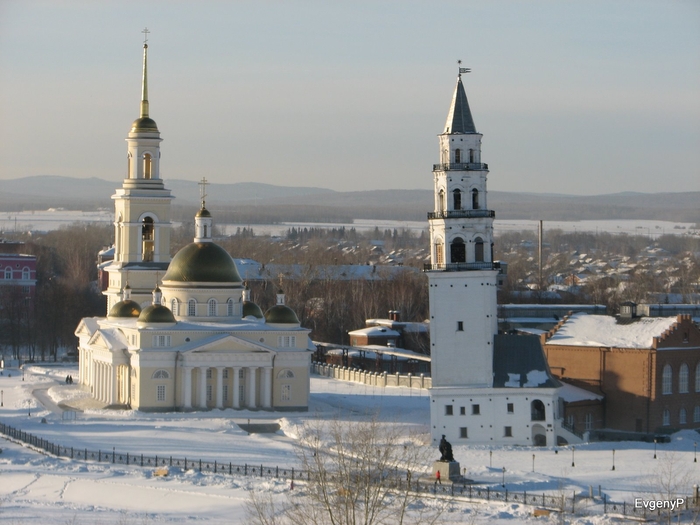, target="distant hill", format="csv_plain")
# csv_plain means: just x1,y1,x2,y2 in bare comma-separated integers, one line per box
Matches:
0,176,697,224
